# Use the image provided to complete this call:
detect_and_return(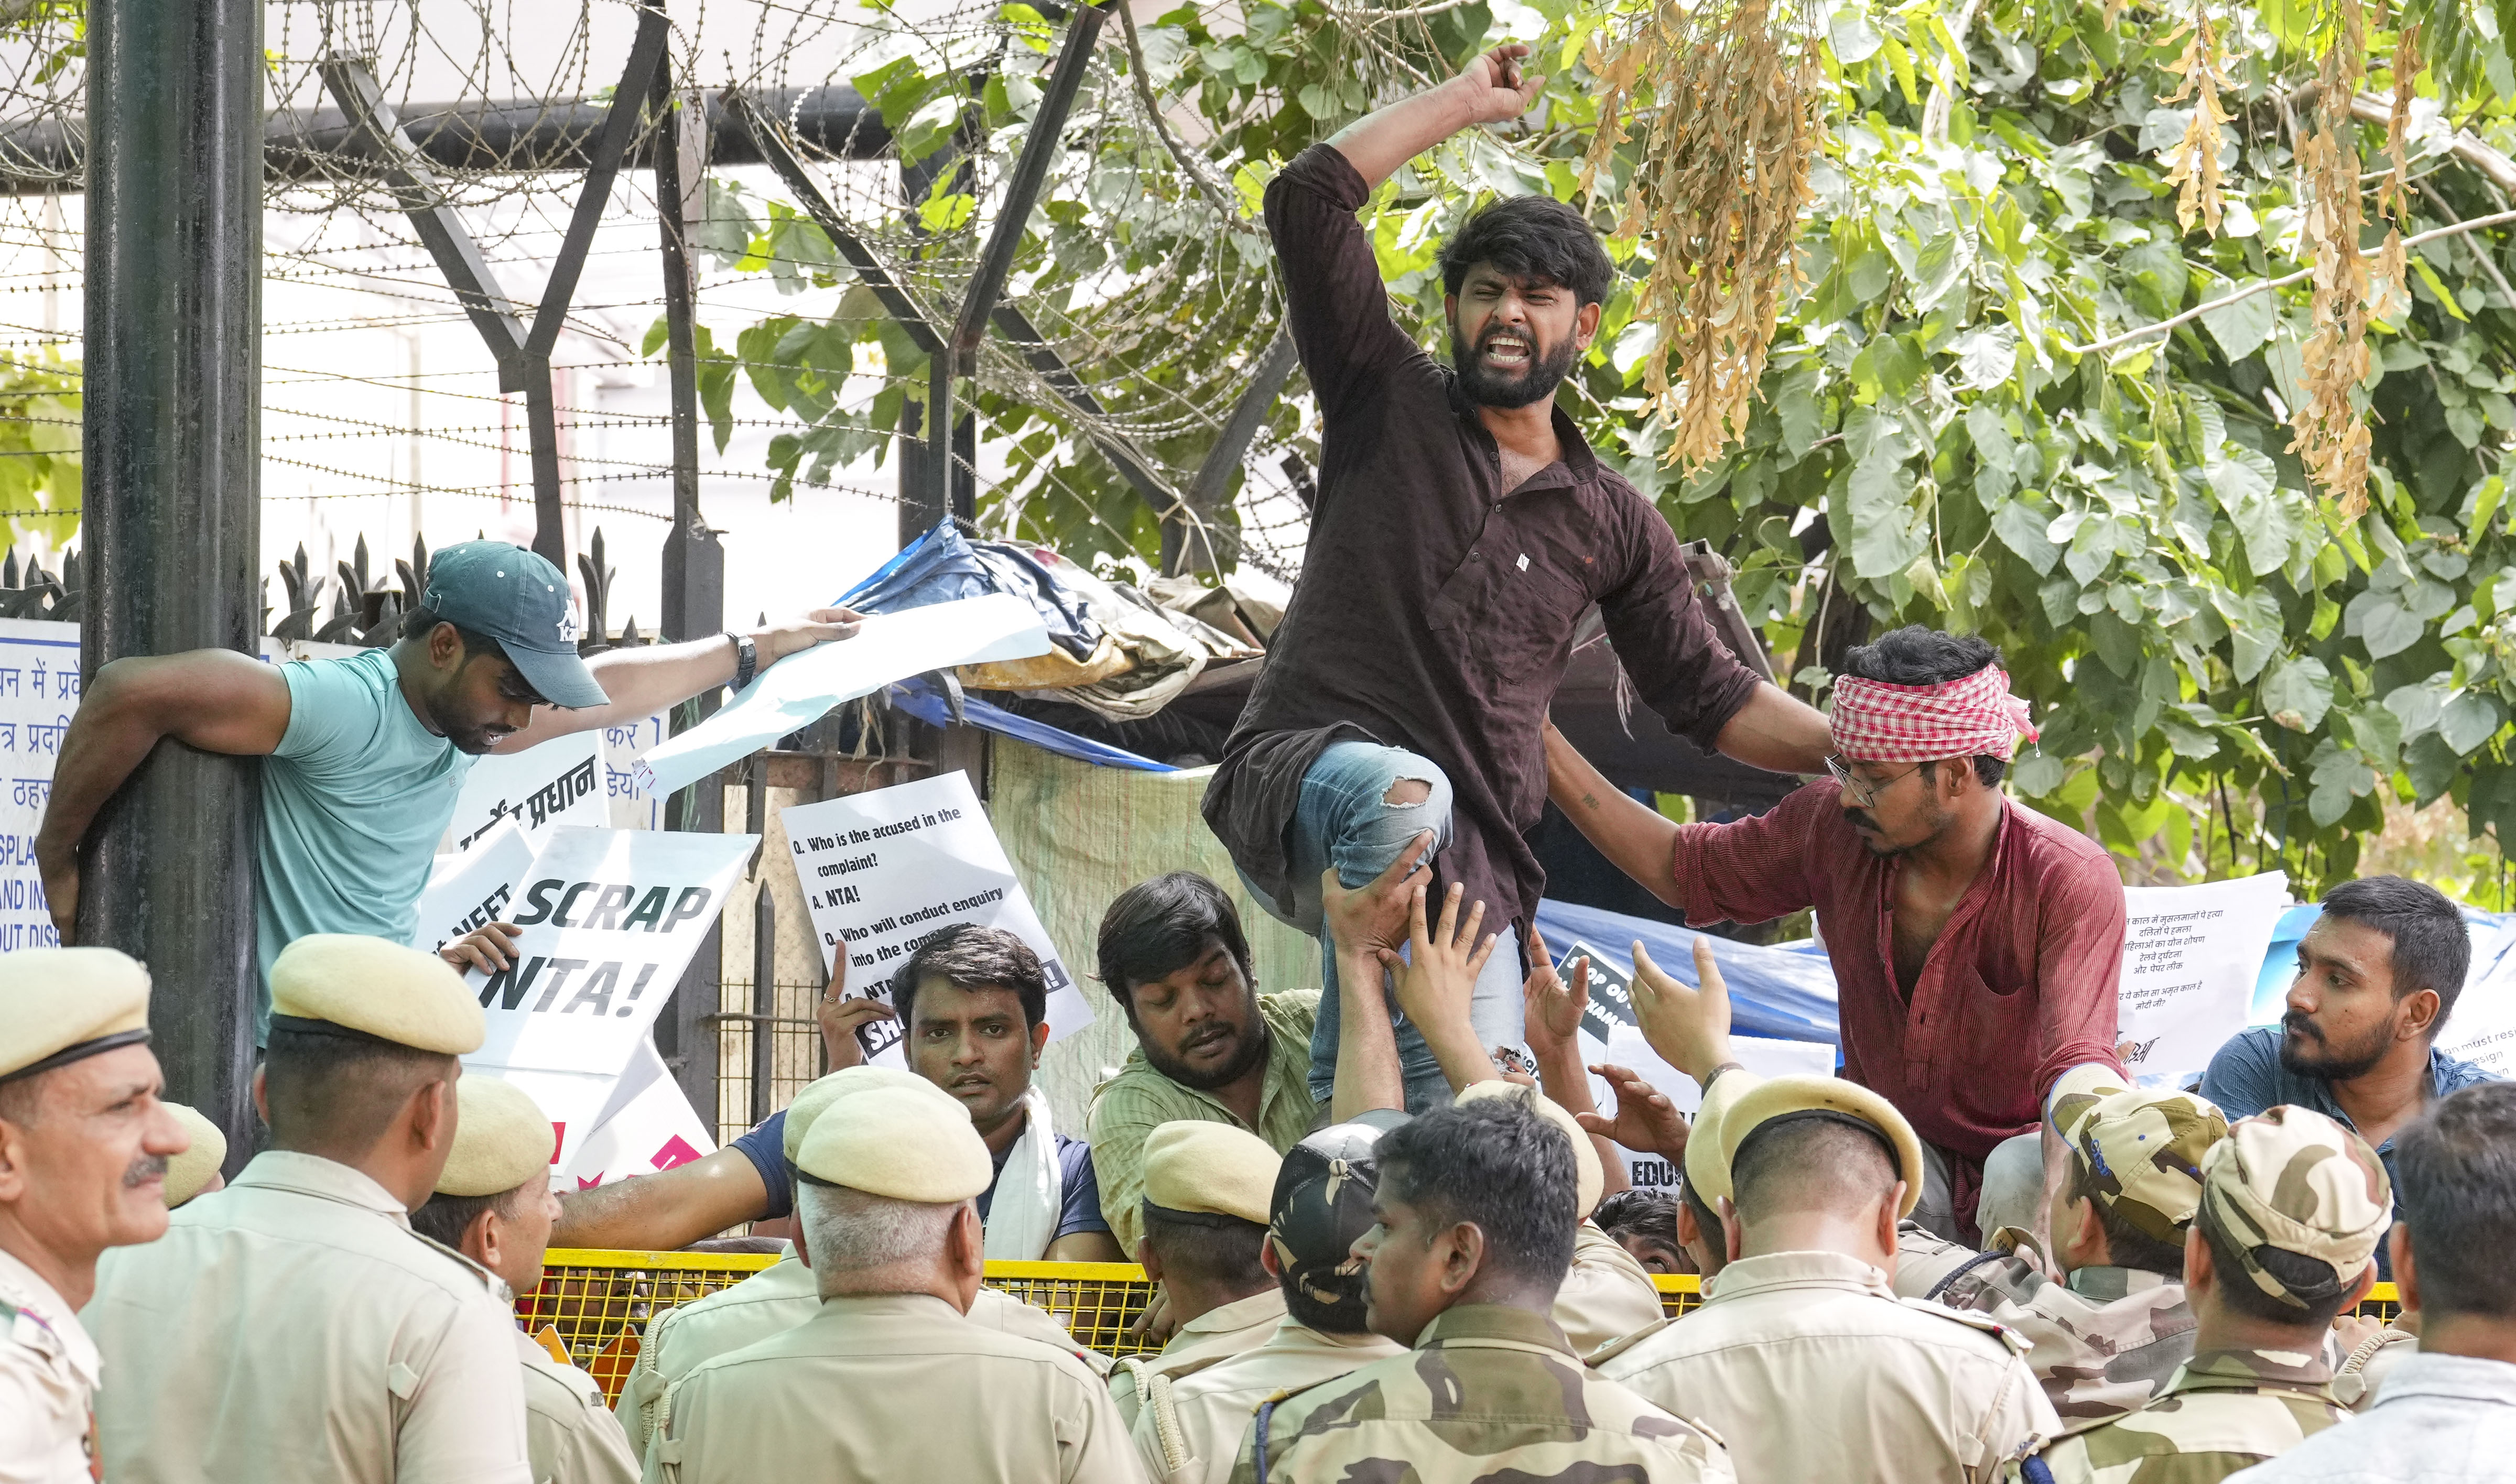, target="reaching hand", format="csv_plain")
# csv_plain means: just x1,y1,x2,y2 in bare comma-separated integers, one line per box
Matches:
1383,882,1498,1049
1630,937,1736,1087
755,606,865,667
815,952,894,1070
1320,830,1436,965
1576,1062,1691,1162
439,922,523,976
1522,926,1587,1062
1454,43,1544,125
